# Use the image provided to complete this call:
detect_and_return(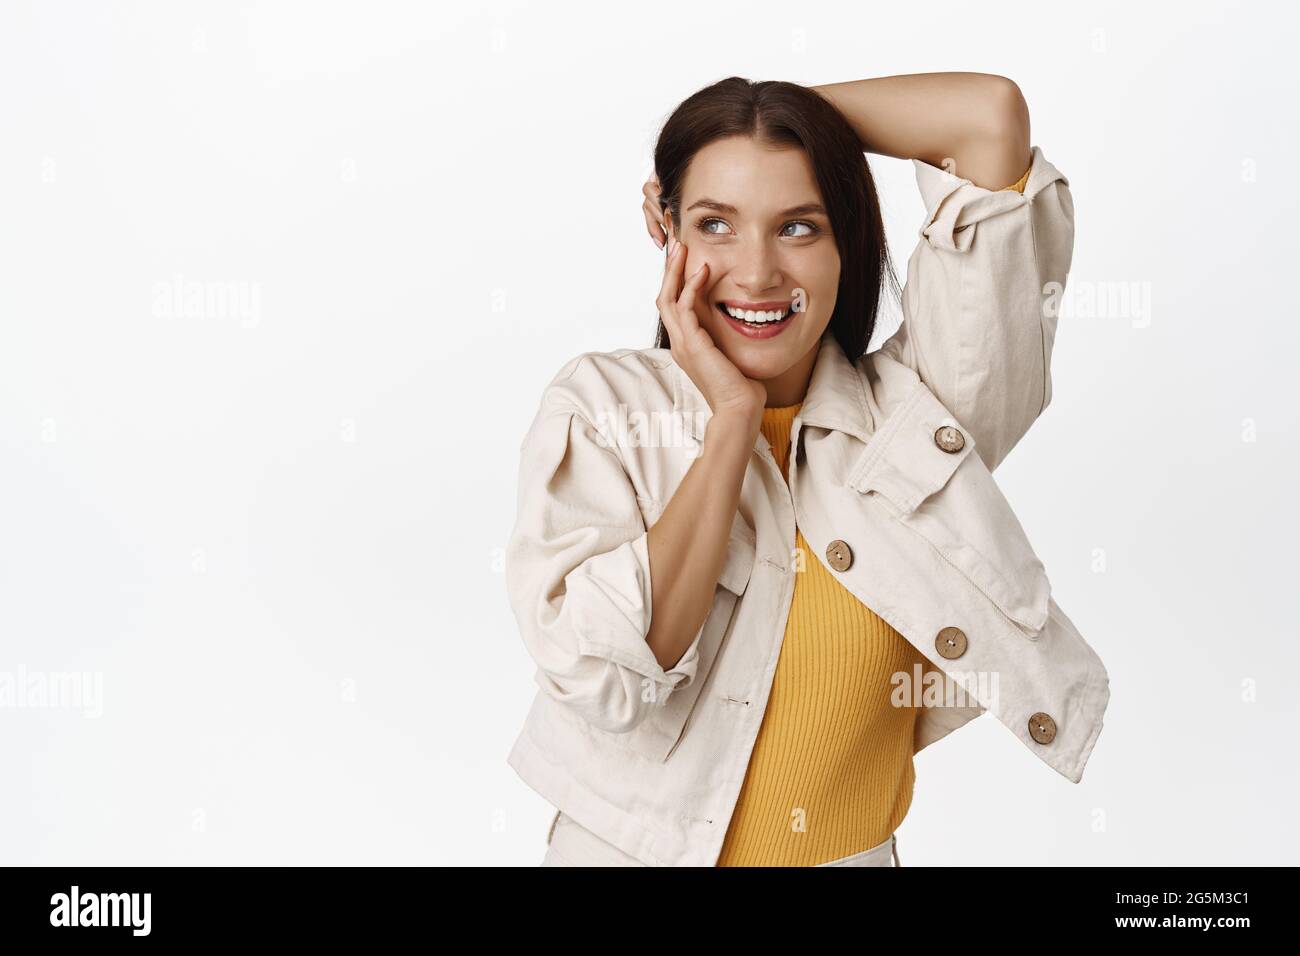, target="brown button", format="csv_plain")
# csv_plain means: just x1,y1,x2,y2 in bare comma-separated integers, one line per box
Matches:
934,425,965,453
825,539,853,572
935,626,967,659
1028,712,1057,744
